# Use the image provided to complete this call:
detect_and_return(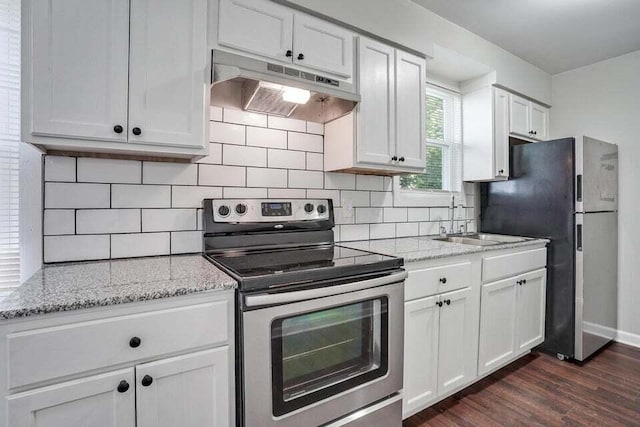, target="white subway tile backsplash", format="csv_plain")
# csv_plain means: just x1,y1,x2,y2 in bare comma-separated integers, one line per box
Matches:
370,191,393,207
223,187,268,198
341,191,369,207
355,208,383,224
111,233,170,258
396,222,419,237
172,186,222,208
356,175,384,191
289,170,323,189
288,132,323,152
340,224,369,242
143,162,197,186
197,209,204,230
247,127,287,149
384,208,408,223
210,121,245,145
408,208,430,222
77,209,140,234
198,165,246,187
210,106,223,122
77,158,141,184
224,109,267,127
44,156,75,182
45,183,110,209
429,207,449,221
268,116,306,132
197,143,223,164
333,207,354,225
247,168,287,188
306,121,324,135
268,149,305,169
325,173,355,190
383,177,393,191
306,189,340,205
44,210,75,235
420,221,439,236
171,231,202,254
370,223,396,239
142,209,196,232
112,185,171,208
268,188,306,198
223,145,266,167
306,153,323,171
44,235,110,263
